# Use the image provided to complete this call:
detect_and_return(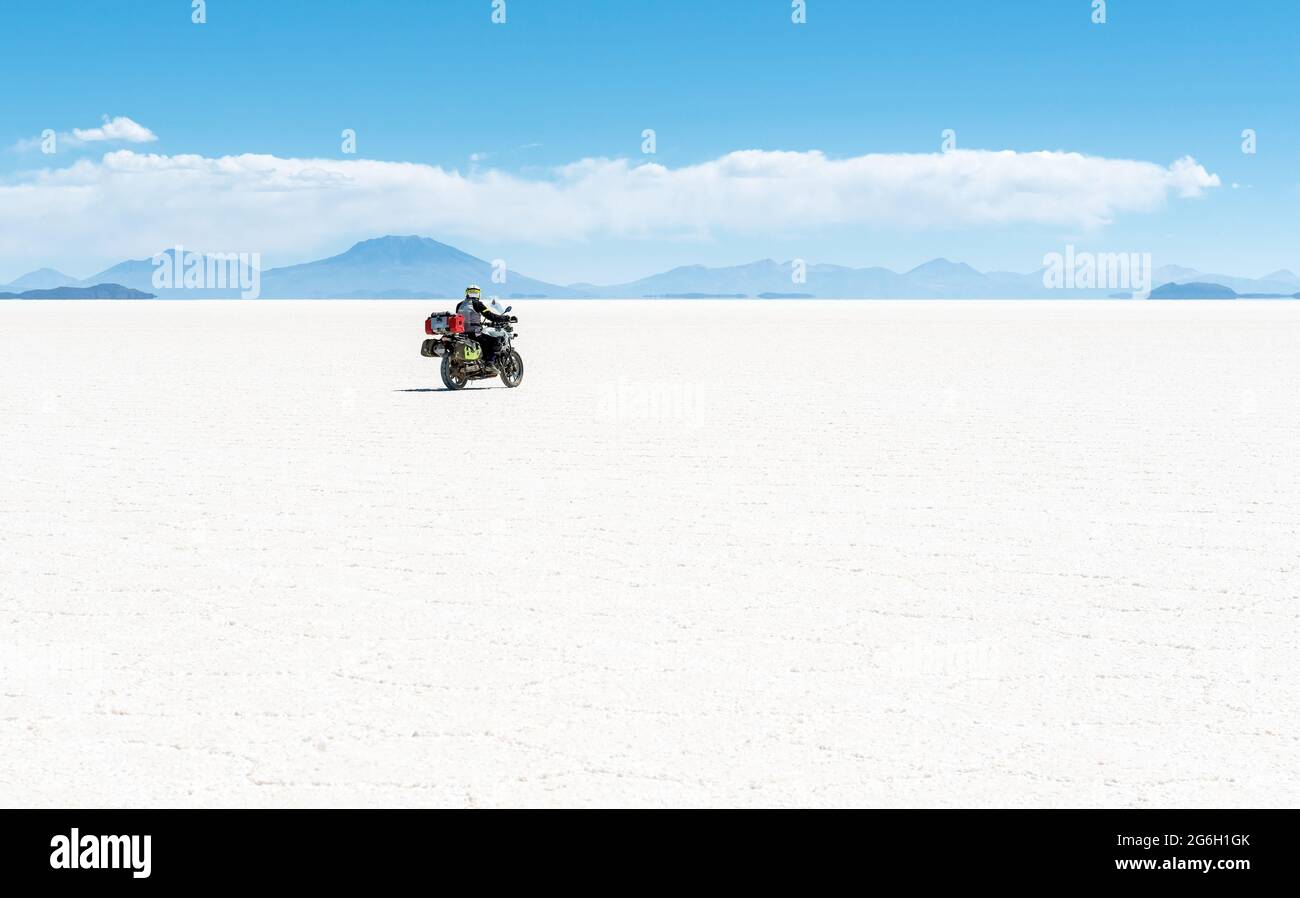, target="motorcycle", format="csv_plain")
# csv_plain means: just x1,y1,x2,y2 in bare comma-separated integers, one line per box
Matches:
420,305,524,390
